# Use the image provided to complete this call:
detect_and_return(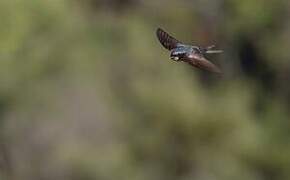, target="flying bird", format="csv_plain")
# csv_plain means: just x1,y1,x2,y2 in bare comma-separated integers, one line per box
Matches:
156,28,223,74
